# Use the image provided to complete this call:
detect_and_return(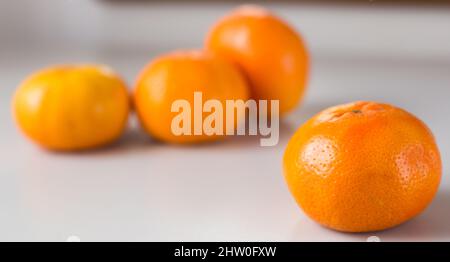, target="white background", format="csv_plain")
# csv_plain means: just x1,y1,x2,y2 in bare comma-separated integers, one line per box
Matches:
0,0,449,241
